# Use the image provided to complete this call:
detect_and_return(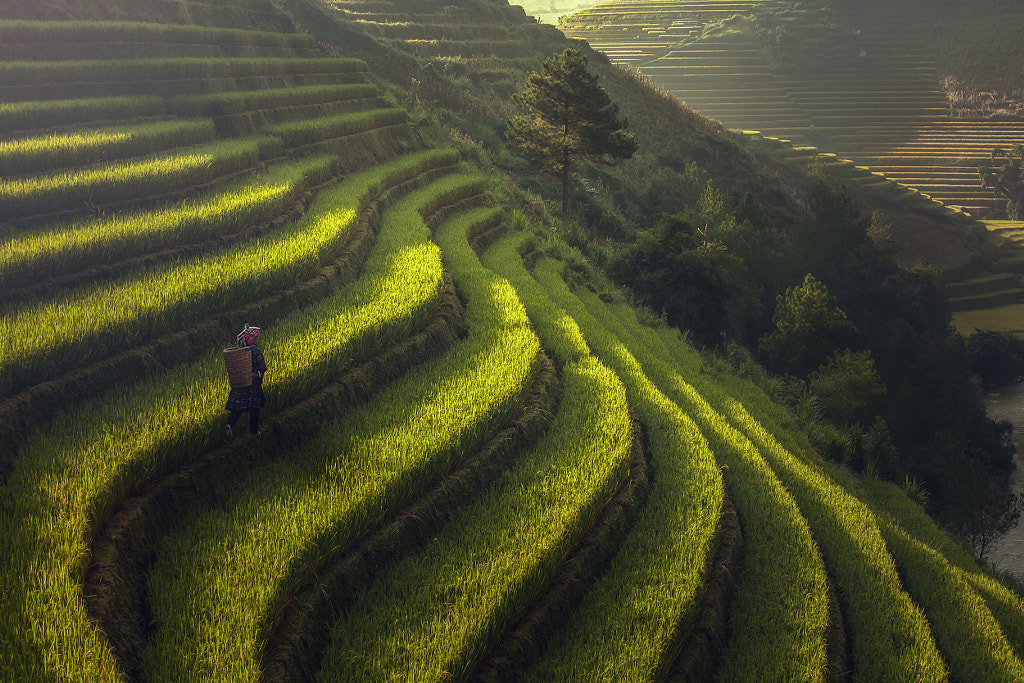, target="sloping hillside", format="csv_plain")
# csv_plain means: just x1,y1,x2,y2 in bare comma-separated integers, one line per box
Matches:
1,0,1023,681
560,0,1024,220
